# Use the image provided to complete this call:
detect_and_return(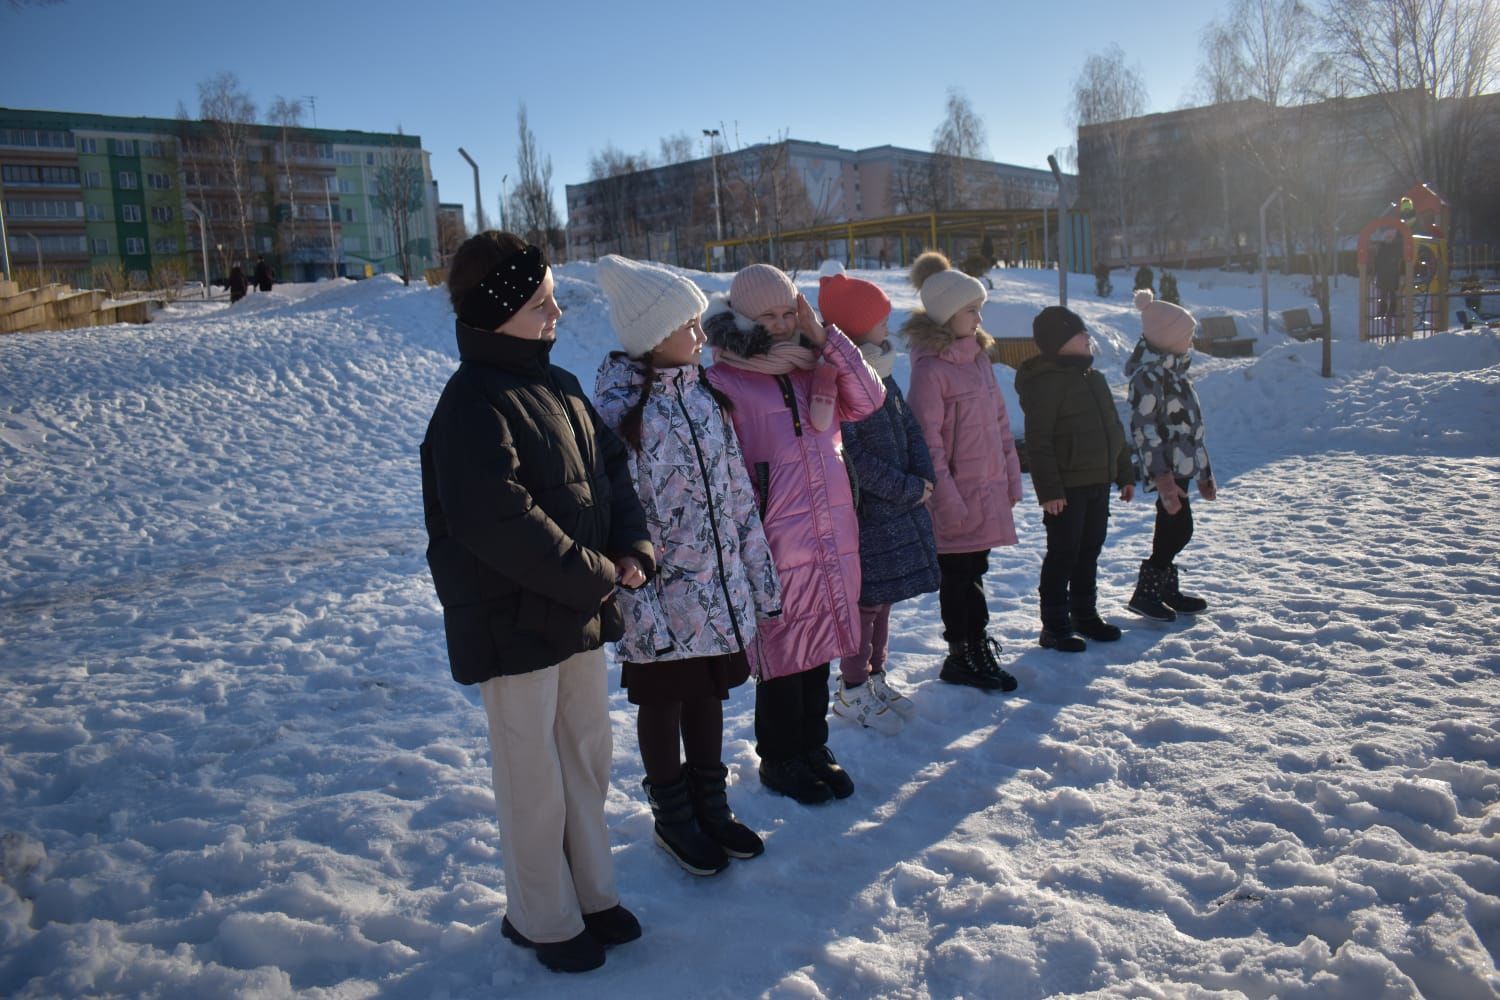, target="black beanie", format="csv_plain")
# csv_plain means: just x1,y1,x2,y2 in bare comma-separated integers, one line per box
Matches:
1032,306,1086,356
